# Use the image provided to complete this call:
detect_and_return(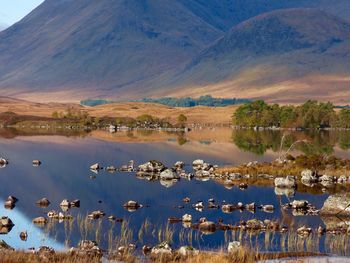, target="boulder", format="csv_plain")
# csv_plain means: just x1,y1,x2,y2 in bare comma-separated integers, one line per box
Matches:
320,193,350,216
228,241,241,253
160,169,180,180
123,200,141,211
274,176,296,188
